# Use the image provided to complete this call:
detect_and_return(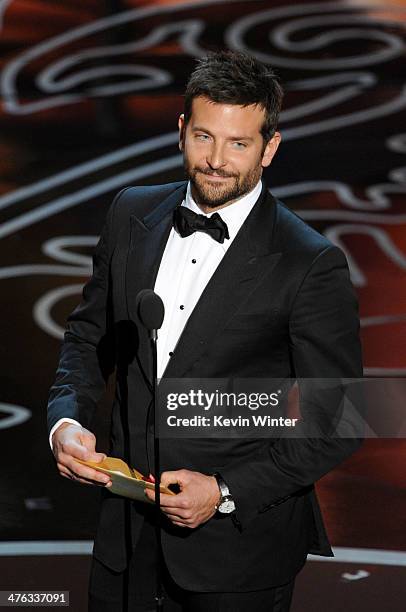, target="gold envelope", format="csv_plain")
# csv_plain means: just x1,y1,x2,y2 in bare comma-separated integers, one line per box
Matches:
77,457,175,503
